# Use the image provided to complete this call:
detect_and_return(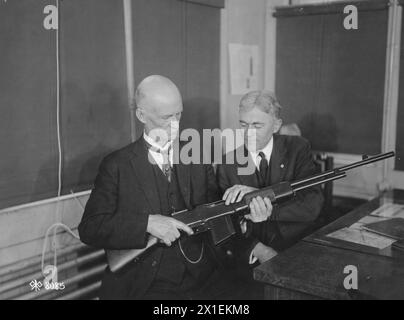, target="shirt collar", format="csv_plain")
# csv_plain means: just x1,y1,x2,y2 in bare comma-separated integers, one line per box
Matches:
143,130,172,153
249,136,274,163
